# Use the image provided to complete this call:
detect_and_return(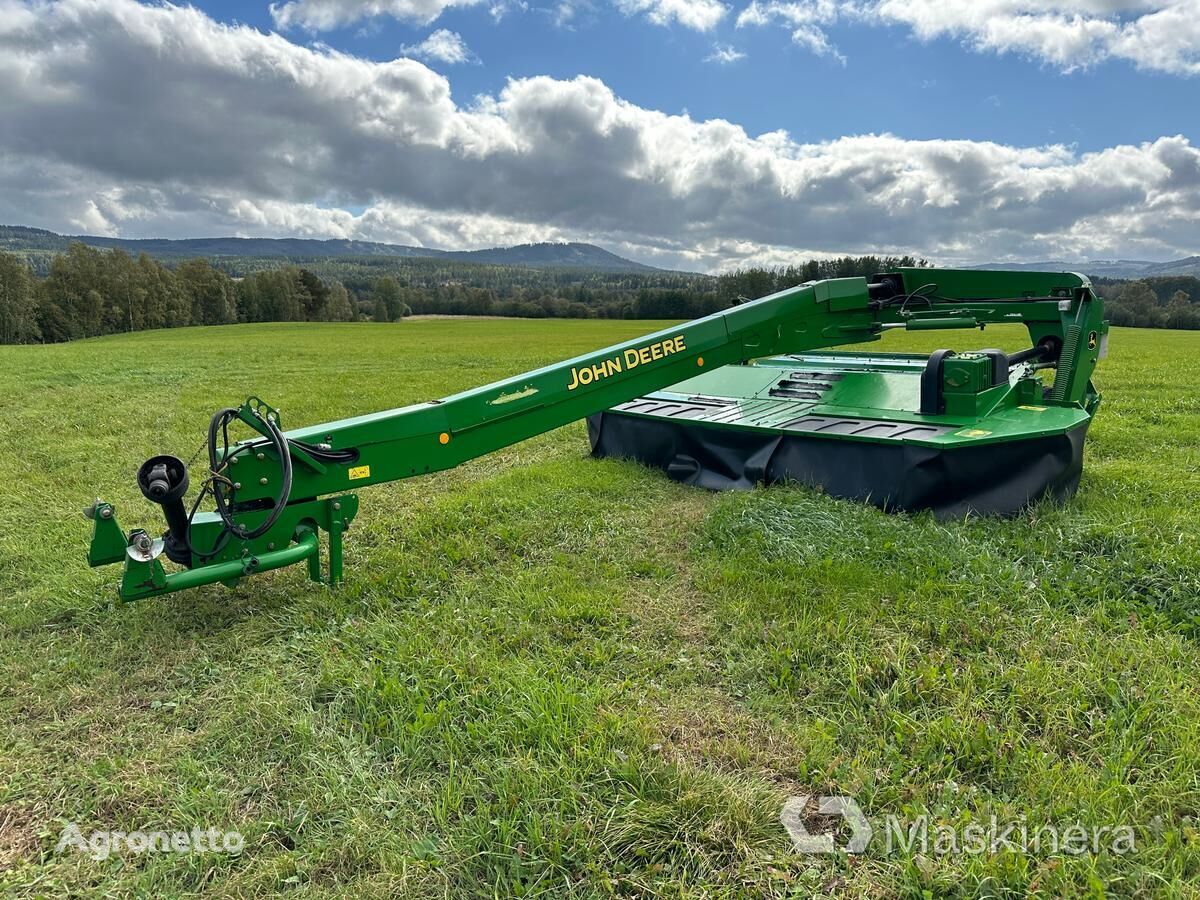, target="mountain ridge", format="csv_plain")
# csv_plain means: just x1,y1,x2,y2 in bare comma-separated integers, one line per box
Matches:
968,257,1200,279
6,226,1198,279
0,225,666,273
